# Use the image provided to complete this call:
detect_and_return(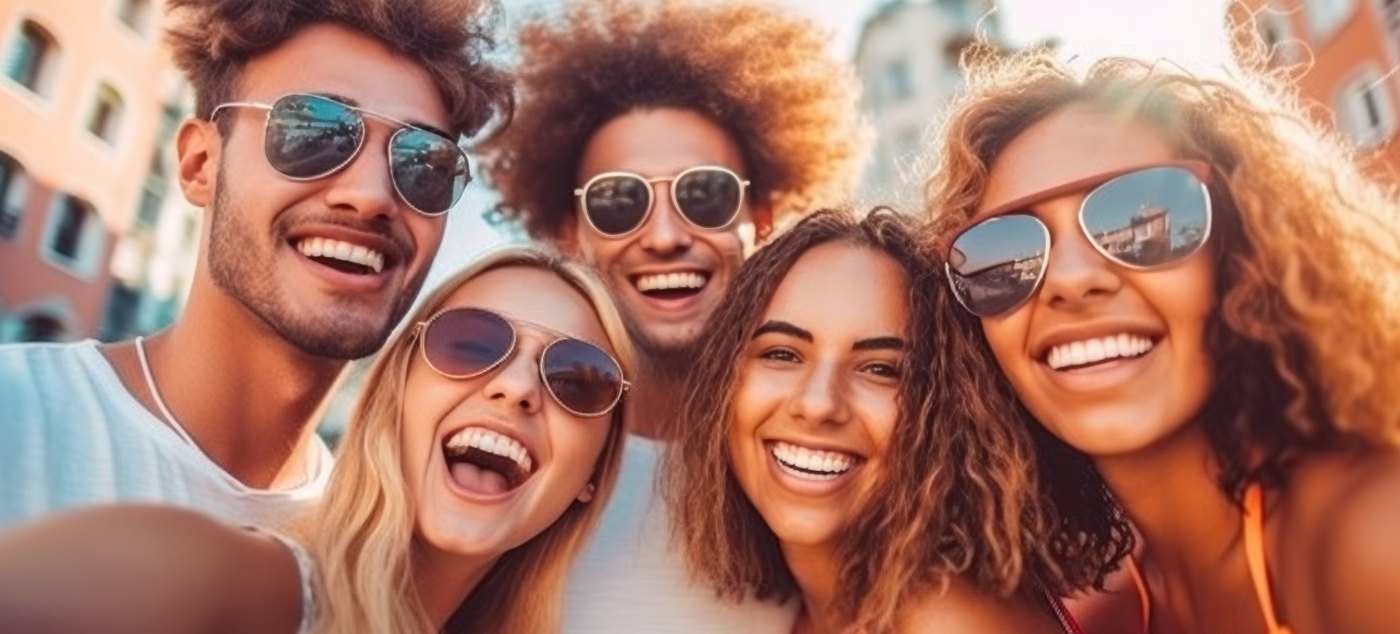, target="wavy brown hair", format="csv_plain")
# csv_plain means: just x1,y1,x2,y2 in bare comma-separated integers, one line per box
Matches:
475,0,868,239
661,209,1126,633
921,47,1400,507
165,0,512,138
